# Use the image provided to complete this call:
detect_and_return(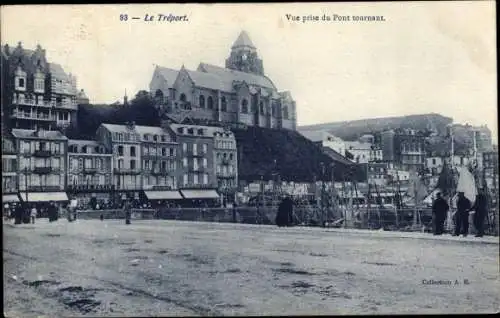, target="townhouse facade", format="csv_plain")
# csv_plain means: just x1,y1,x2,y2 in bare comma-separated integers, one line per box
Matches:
66,139,113,205
11,128,69,202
